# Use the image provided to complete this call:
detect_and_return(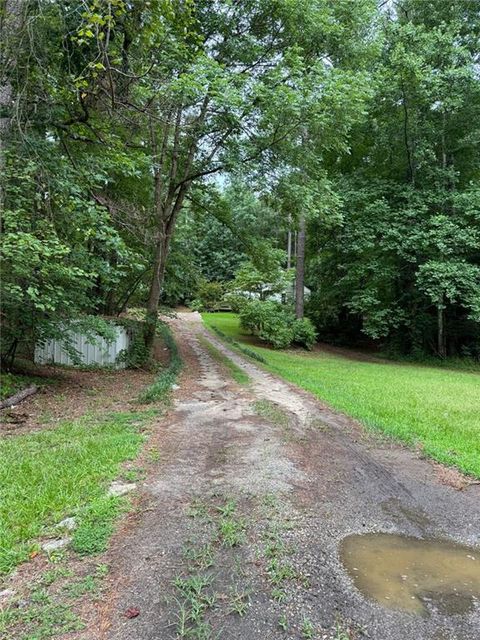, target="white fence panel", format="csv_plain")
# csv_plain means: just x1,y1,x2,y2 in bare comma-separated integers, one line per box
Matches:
34,326,130,368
